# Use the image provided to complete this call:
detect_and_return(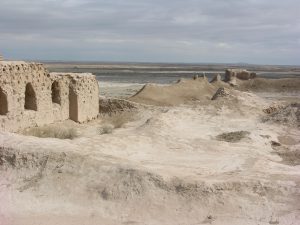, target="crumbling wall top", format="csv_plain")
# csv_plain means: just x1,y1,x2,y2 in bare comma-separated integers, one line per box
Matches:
0,61,45,75
50,72,95,79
